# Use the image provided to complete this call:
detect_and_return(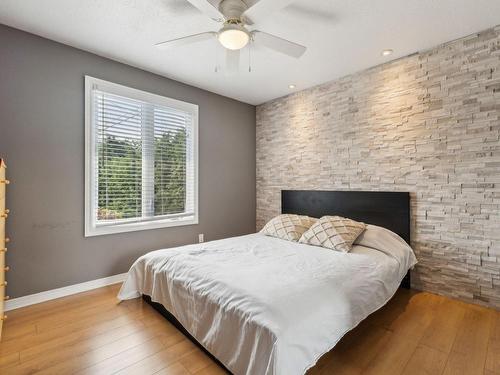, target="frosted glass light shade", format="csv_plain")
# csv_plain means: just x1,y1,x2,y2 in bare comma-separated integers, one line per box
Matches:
218,25,249,50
